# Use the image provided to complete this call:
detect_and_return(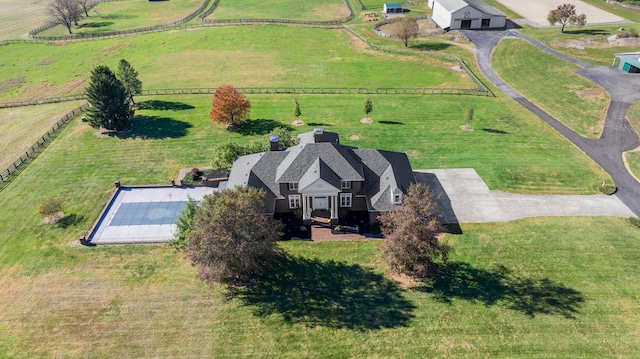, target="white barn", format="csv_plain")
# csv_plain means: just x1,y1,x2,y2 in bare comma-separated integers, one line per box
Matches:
429,0,506,30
